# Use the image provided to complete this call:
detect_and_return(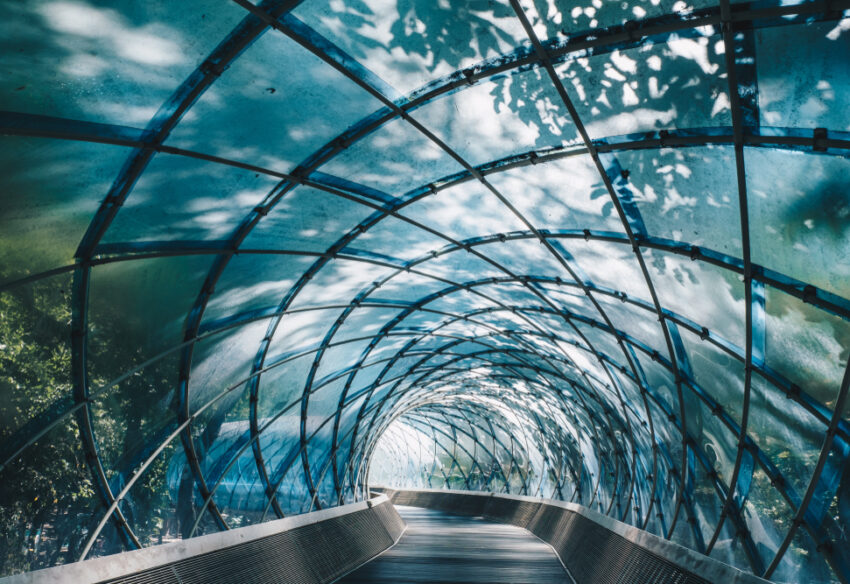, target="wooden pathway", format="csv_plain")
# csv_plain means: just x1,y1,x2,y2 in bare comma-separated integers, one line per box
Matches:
338,505,570,584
